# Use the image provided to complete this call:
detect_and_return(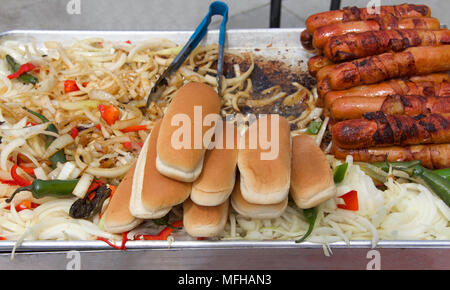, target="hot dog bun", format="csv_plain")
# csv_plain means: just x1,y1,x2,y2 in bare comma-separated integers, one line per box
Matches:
237,114,291,204
190,121,238,206
183,198,229,237
103,163,143,233
156,82,221,182
290,134,336,209
230,177,287,219
130,119,192,219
